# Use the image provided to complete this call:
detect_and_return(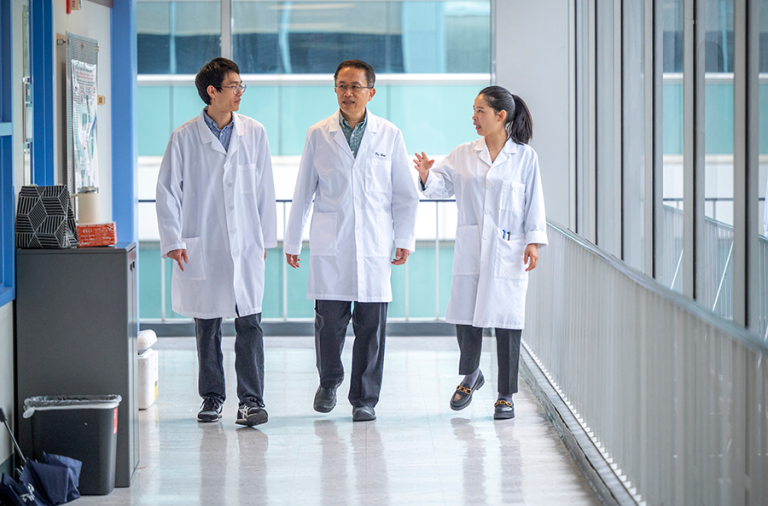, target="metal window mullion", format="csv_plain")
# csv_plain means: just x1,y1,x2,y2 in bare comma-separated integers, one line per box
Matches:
745,0,760,331
614,0,623,258
644,0,655,277
490,0,497,84
652,0,665,281
221,0,232,59
576,0,587,236
732,0,747,326
683,0,704,299
569,0,577,231
693,0,706,302
588,0,597,243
